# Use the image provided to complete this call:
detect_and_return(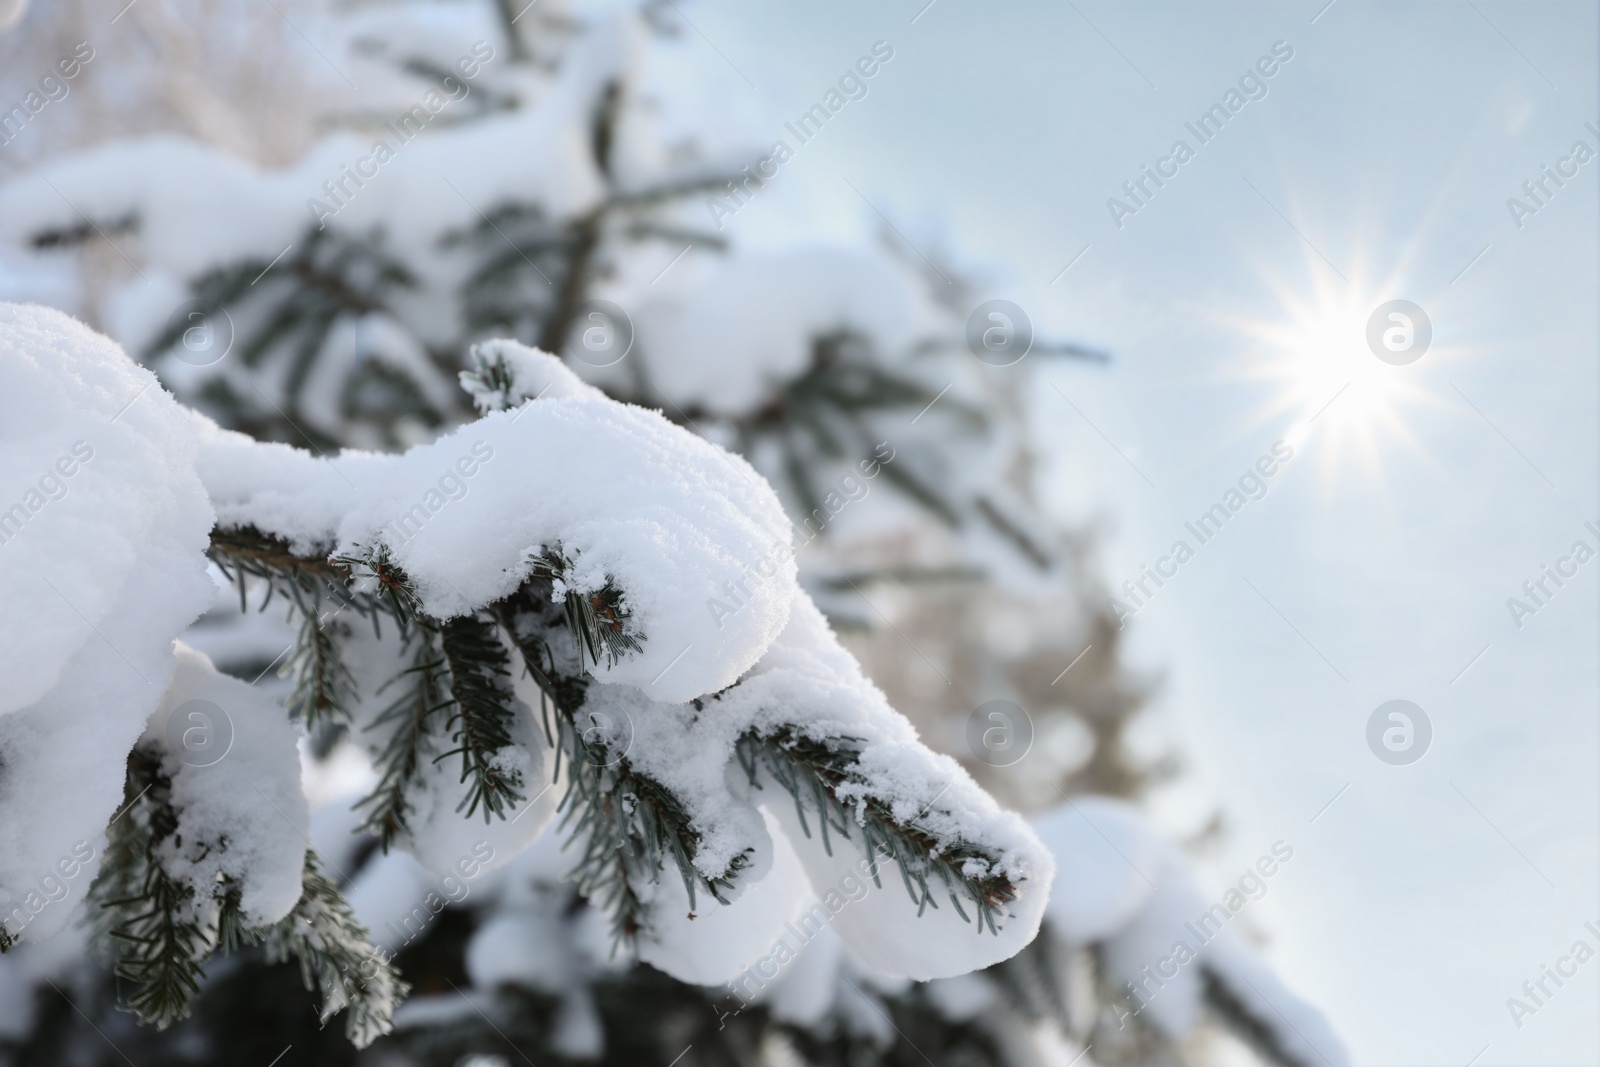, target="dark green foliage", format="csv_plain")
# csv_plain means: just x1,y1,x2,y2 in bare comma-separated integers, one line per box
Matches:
92,746,211,1031
437,613,525,821
264,852,409,1047
356,625,451,849
88,748,402,1043
493,586,744,945
145,227,436,451
524,548,645,669
287,609,359,731
737,728,1019,937
559,723,751,946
